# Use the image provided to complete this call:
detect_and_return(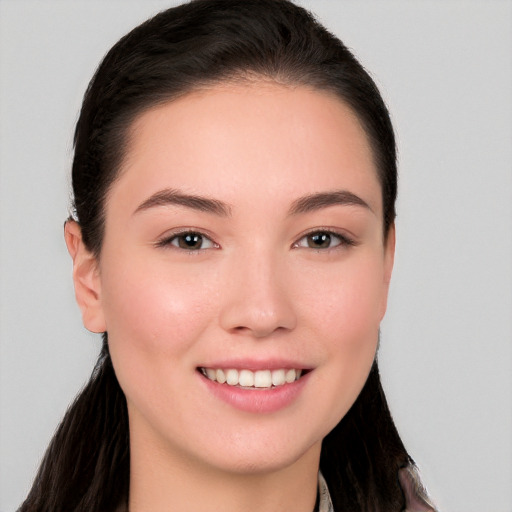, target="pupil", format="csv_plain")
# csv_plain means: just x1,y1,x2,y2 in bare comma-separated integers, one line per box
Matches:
180,233,202,249
309,233,330,248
